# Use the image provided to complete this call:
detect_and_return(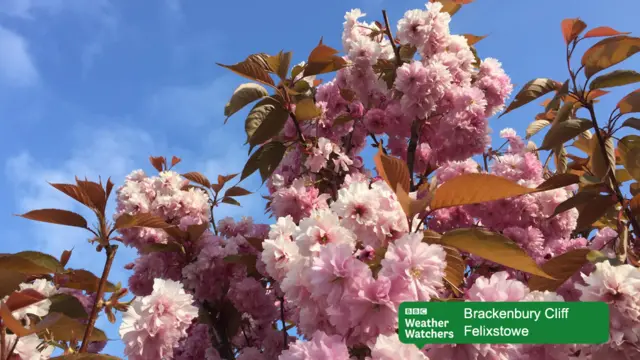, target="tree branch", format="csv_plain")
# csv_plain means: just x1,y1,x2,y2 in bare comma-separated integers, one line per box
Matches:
407,121,419,192
381,10,402,67
280,297,288,351
289,113,306,143
79,244,117,352
585,103,640,241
